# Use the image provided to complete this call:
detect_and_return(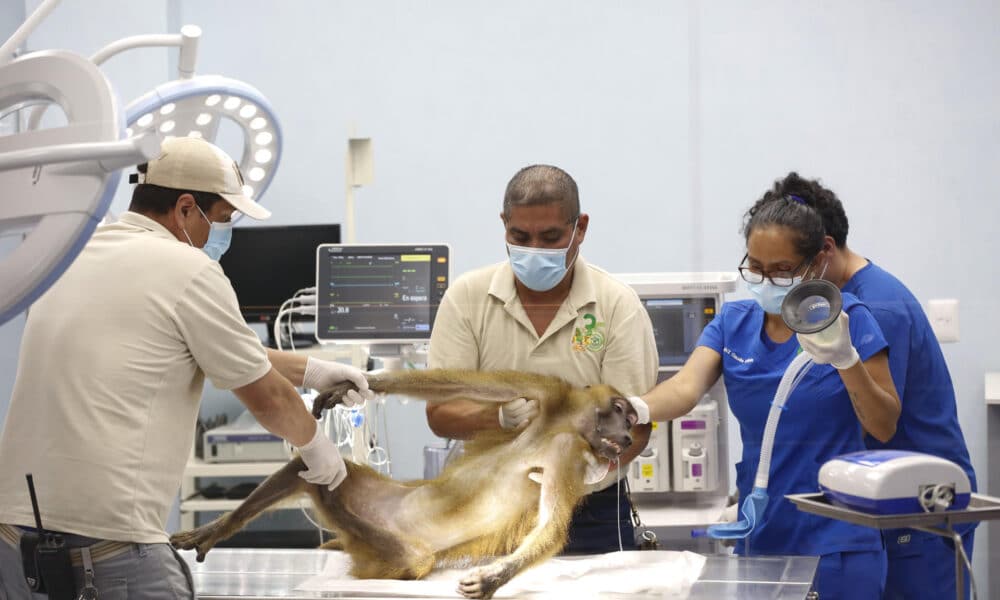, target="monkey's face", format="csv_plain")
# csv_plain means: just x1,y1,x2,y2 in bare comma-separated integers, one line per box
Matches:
586,392,636,461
